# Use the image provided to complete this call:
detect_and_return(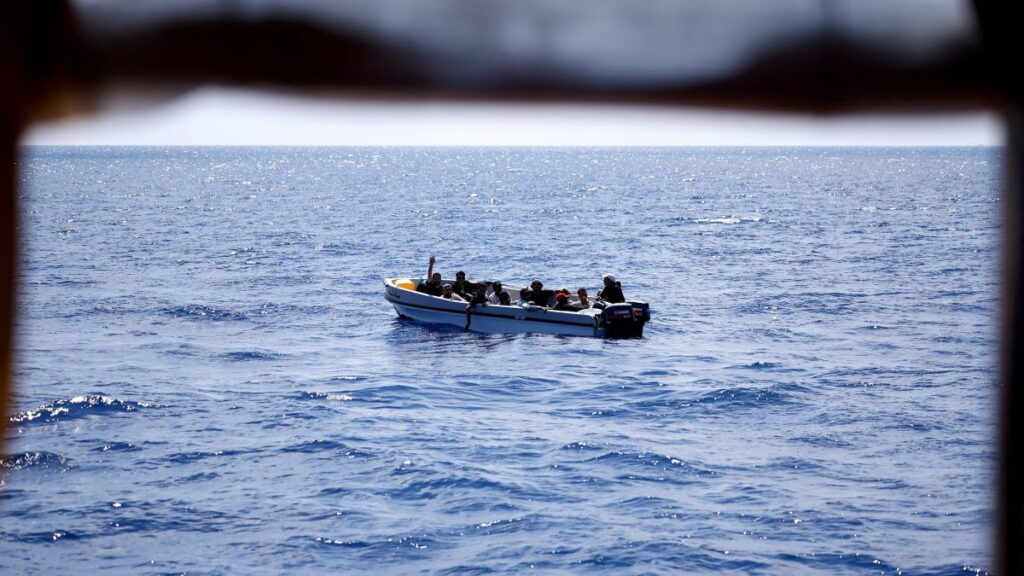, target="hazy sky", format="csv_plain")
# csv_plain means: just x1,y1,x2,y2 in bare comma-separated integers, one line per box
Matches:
24,87,1003,147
